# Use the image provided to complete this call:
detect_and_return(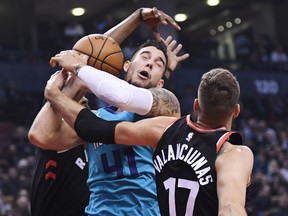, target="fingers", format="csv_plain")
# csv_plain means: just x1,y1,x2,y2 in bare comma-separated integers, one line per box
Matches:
152,7,159,19
49,51,66,67
50,59,57,67
179,53,190,62
173,44,183,54
167,40,177,52
166,18,181,30
163,36,173,46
